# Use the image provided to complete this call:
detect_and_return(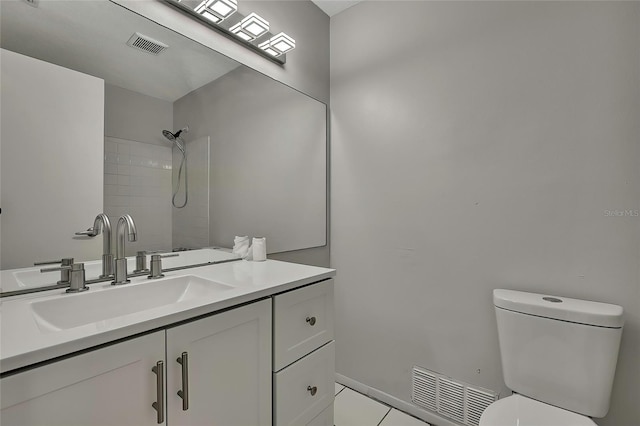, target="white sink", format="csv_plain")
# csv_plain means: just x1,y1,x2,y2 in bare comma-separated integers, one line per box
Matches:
30,275,234,332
